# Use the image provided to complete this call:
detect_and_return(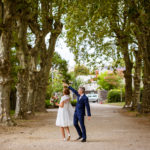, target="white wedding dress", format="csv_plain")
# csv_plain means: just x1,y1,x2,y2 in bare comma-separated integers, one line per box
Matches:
56,95,74,127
